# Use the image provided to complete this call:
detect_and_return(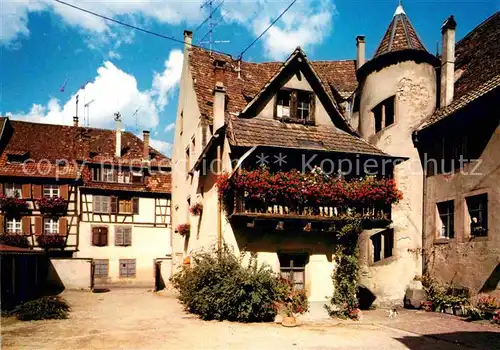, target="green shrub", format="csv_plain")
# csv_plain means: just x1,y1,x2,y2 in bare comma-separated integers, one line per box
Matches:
171,245,287,322
14,296,70,321
0,234,30,248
